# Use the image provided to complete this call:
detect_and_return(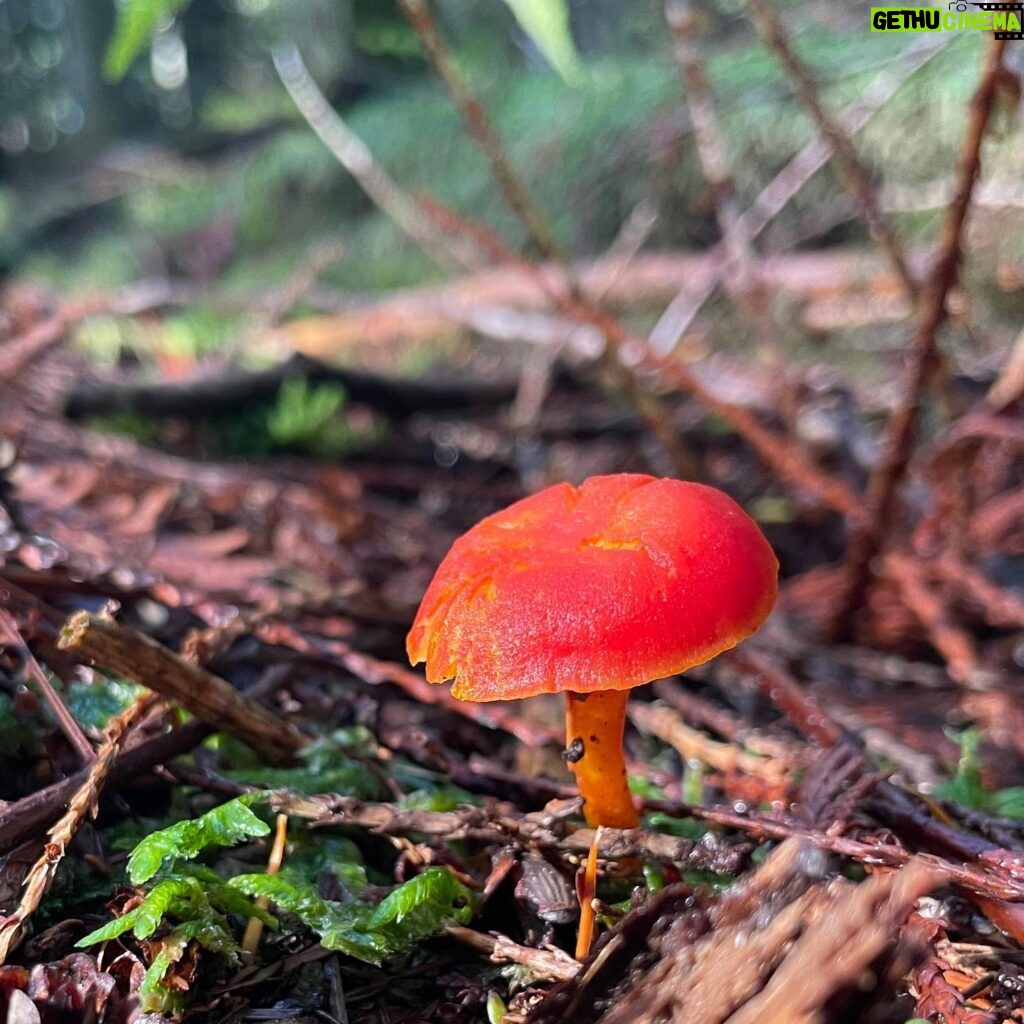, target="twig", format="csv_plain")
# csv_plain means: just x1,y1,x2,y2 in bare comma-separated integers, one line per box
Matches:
0,718,210,853
0,606,94,764
987,321,1024,410
0,692,158,963
744,0,918,301
443,924,579,983
646,34,944,354
881,553,981,686
644,799,1024,902
397,0,567,268
273,791,750,874
628,701,791,780
274,790,1024,902
241,812,288,956
739,38,948,242
58,611,308,762
931,552,1024,630
272,44,470,273
664,0,765,320
729,647,844,747
419,201,862,514
0,314,68,383
832,37,1009,637
256,621,561,748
